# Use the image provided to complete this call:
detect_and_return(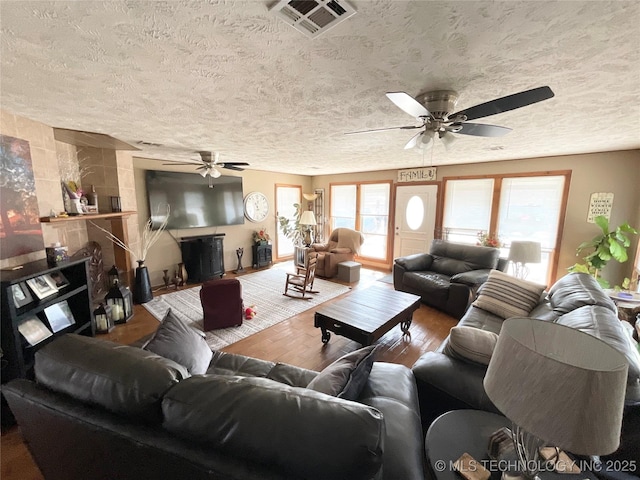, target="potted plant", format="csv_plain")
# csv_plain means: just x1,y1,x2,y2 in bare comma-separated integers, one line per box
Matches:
476,231,504,248
277,203,304,246
568,215,638,288
253,228,270,245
